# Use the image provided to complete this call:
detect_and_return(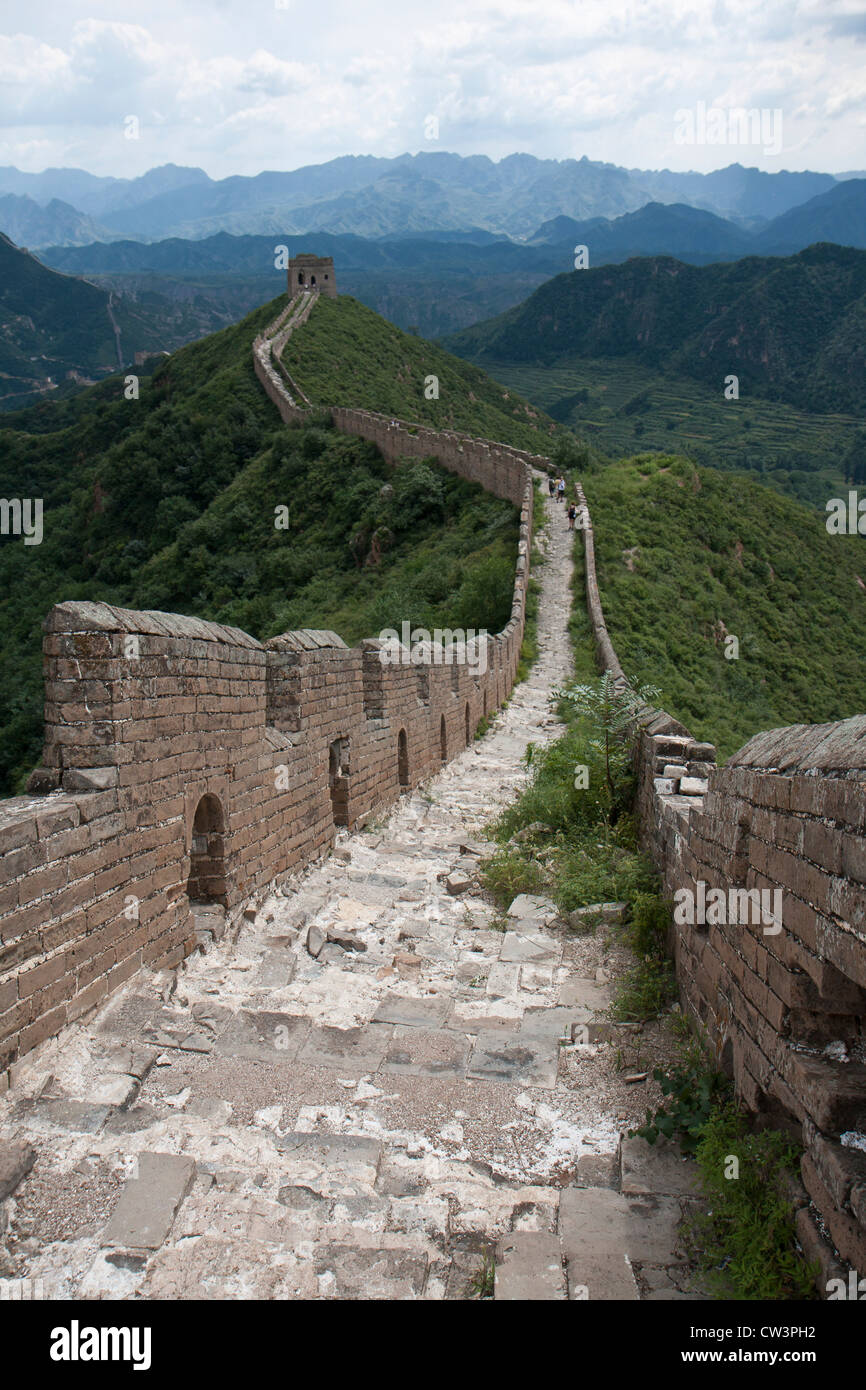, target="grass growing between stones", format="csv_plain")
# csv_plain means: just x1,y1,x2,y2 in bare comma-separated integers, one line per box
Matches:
686,1106,817,1301
633,1037,817,1300
610,892,677,1023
